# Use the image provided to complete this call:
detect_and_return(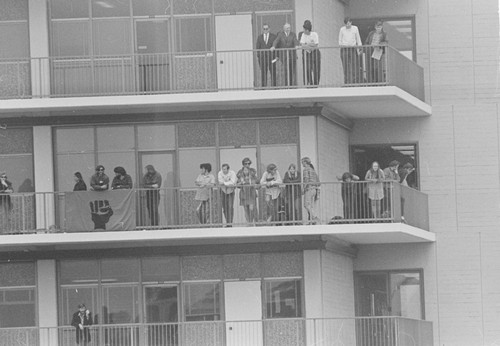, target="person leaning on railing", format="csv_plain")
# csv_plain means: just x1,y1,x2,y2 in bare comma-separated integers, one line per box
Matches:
0,172,13,228
89,165,109,191
195,163,215,225
283,163,302,224
236,158,259,224
71,303,92,346
73,172,87,191
383,160,400,217
299,20,321,86
111,166,133,190
365,161,385,219
337,172,360,220
142,165,162,226
218,163,237,227
260,163,283,223
301,157,320,225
